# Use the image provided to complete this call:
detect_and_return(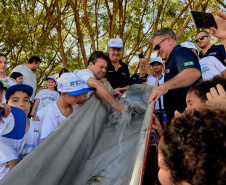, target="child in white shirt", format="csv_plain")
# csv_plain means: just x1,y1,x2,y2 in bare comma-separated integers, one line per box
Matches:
40,73,96,140
0,84,41,180
30,76,59,117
